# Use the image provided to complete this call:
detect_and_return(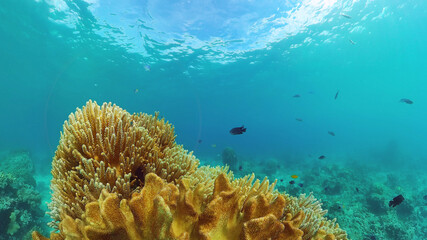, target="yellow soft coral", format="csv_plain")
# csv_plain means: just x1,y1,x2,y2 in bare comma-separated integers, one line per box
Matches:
34,100,347,240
